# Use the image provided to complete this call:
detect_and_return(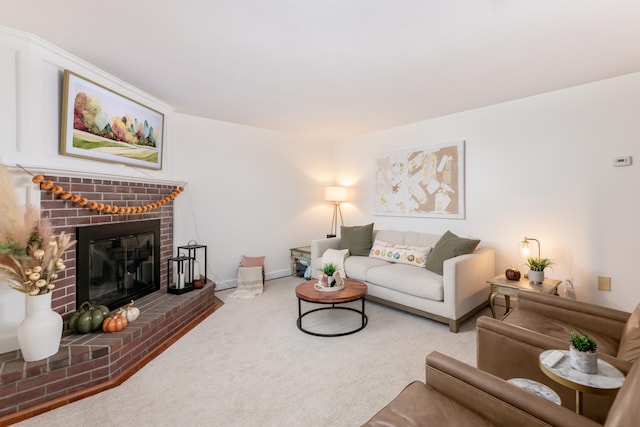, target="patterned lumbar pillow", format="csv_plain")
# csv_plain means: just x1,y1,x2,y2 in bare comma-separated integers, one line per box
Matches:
369,239,431,267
